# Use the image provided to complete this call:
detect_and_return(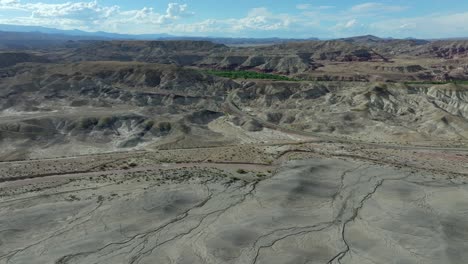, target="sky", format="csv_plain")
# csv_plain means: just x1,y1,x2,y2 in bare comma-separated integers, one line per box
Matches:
0,0,468,38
